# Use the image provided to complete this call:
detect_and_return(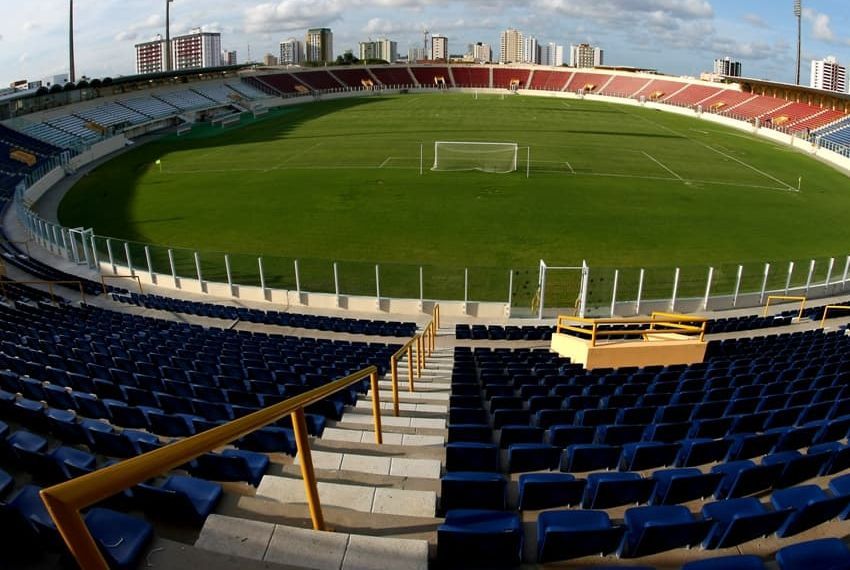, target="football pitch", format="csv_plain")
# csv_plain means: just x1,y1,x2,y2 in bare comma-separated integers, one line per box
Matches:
58,92,850,306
